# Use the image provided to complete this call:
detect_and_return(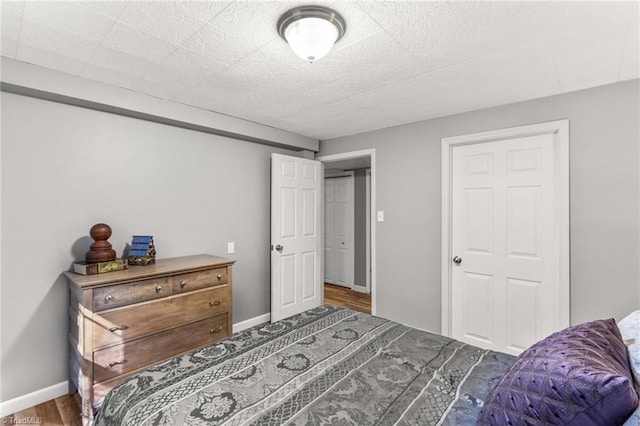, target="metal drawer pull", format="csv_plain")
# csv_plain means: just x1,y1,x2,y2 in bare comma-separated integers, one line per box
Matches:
155,285,162,292
104,294,113,303
109,360,127,368
210,327,222,334
210,299,221,306
180,280,187,288
108,325,129,332
217,274,223,281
